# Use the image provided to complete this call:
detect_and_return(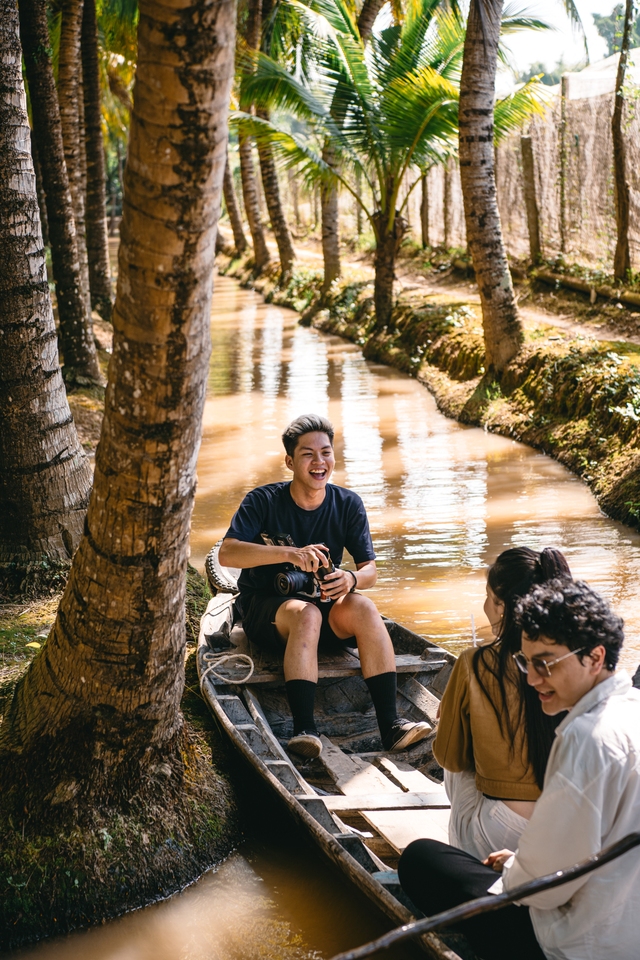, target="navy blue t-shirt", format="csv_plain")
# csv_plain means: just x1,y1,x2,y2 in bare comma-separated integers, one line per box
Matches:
224,481,375,599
